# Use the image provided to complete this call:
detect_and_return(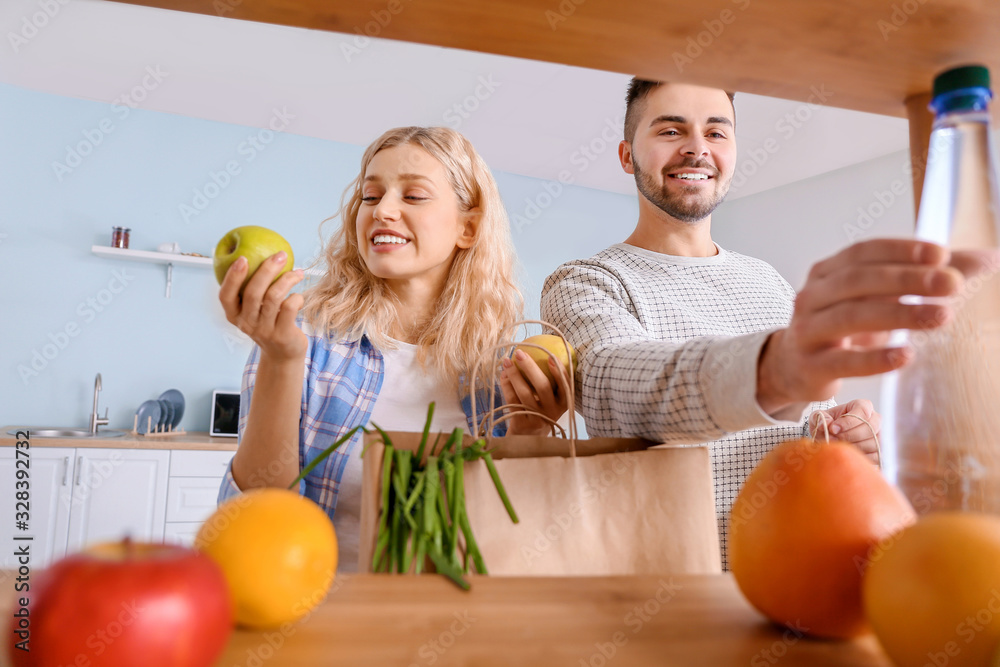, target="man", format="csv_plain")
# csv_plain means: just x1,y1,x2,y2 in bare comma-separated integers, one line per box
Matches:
540,79,962,565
